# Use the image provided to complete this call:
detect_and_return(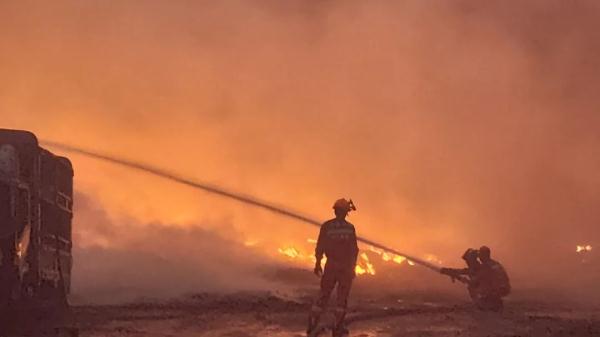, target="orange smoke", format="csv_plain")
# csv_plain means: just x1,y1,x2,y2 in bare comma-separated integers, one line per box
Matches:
1,1,600,295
